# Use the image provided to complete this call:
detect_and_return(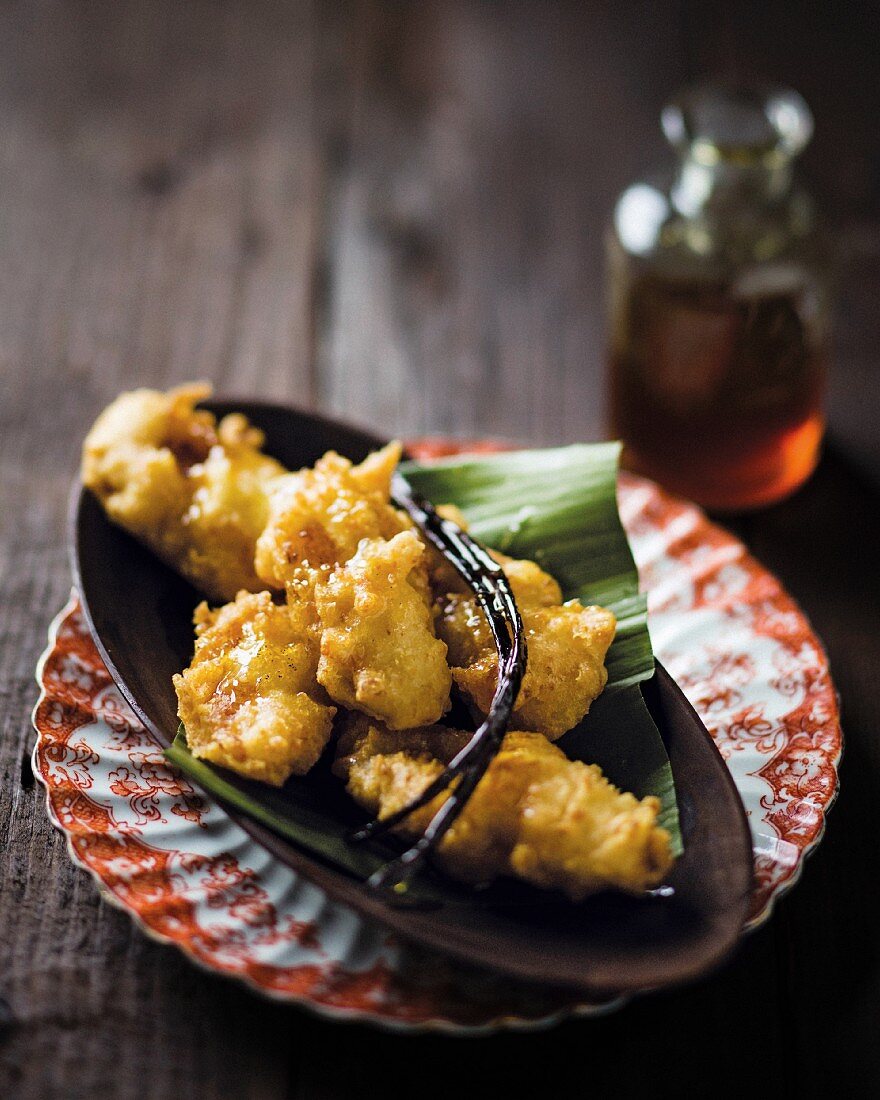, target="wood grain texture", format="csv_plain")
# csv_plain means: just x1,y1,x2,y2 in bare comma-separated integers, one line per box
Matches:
1,1,878,1097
